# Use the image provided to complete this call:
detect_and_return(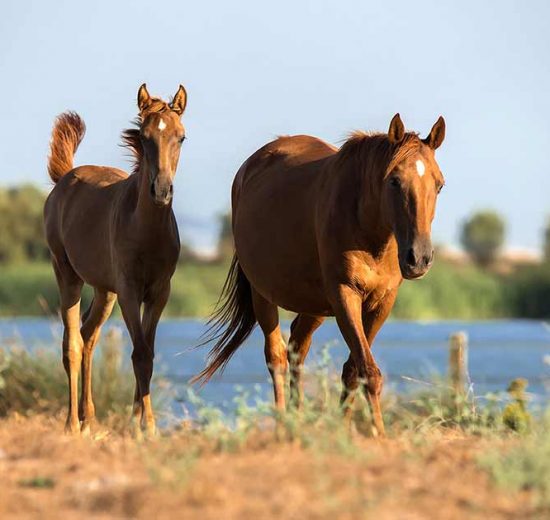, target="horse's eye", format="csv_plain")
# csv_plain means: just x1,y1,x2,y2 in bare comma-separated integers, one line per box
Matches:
389,177,401,188
178,136,186,145
437,183,444,194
